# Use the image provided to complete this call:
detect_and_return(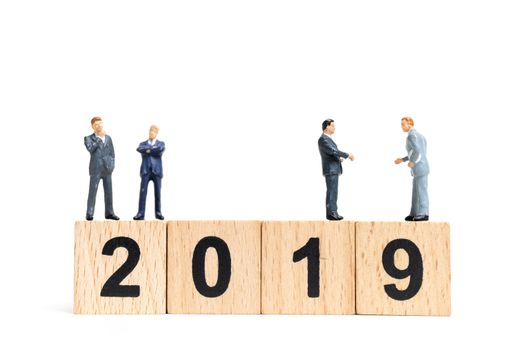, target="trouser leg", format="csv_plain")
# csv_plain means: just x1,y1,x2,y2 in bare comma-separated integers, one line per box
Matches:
86,175,101,216
413,175,429,216
153,175,162,214
102,174,115,216
137,175,150,216
325,175,339,214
